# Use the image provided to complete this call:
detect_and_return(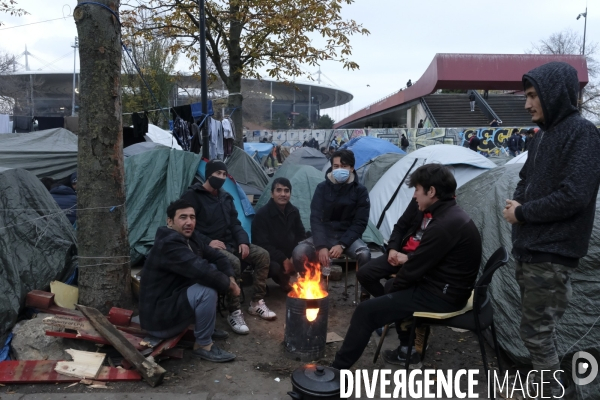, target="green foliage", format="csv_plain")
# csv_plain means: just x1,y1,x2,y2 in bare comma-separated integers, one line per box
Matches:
316,114,334,129
294,113,310,129
271,112,289,129
0,1,28,26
